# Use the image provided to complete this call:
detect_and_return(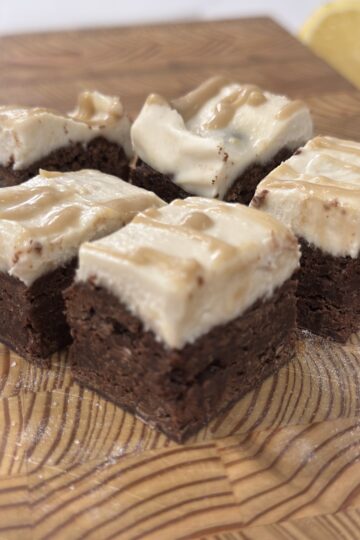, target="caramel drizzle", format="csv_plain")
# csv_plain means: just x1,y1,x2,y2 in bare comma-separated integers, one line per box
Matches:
146,94,169,107
171,76,230,121
71,91,123,126
27,207,82,236
203,85,267,130
276,100,306,120
308,136,360,157
89,244,202,282
179,211,214,231
172,198,287,234
320,155,360,174
133,214,236,262
269,162,299,179
0,186,75,221
261,177,360,198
